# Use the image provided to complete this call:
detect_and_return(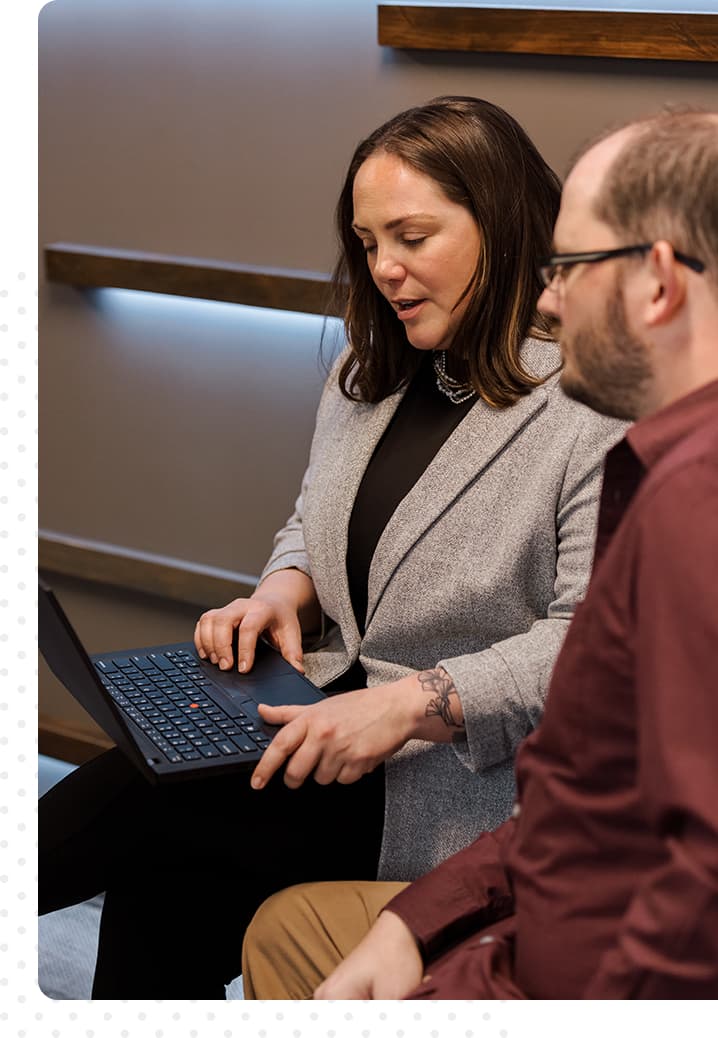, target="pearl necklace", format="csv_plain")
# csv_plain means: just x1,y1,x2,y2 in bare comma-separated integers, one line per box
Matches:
432,350,477,404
